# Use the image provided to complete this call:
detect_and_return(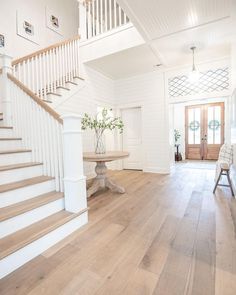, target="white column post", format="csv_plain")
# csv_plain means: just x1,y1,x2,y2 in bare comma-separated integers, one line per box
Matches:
78,0,88,41
0,54,13,126
61,114,88,214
